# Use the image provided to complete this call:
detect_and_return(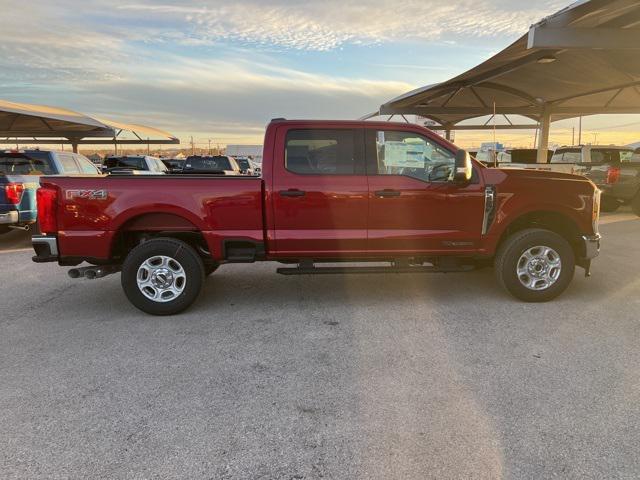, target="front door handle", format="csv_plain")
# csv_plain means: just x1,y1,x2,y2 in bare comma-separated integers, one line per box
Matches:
375,189,401,198
279,189,306,197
